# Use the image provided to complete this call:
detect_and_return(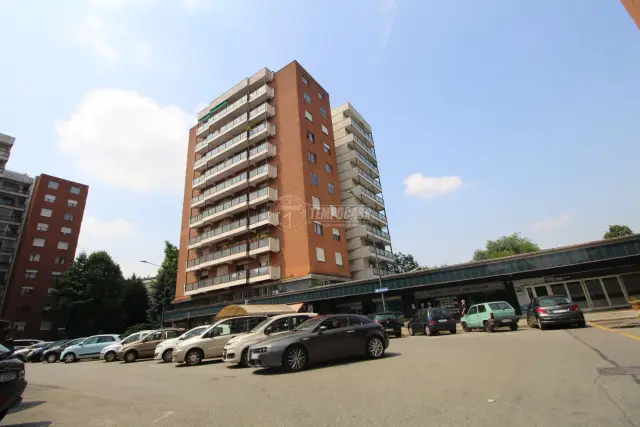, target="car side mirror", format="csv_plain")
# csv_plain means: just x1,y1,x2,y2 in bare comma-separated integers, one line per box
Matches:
318,326,328,334
264,327,272,335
